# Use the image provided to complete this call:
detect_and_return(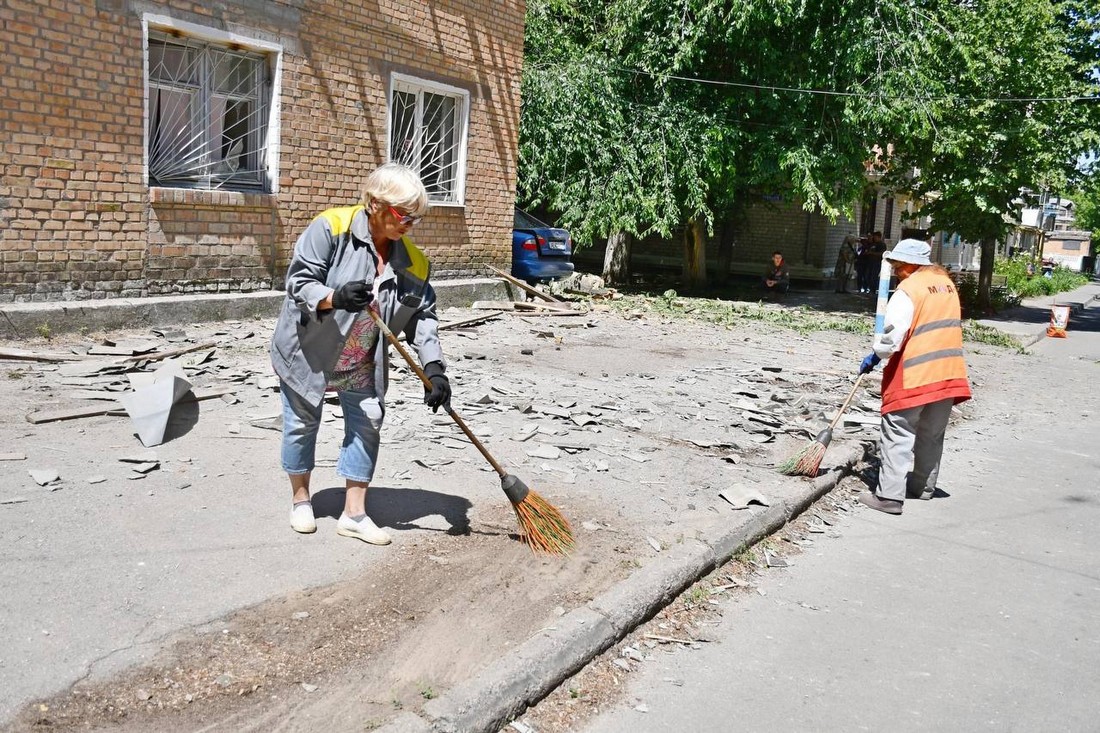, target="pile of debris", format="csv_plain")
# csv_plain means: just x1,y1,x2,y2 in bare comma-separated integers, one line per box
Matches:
3,327,261,445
